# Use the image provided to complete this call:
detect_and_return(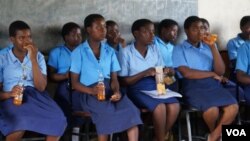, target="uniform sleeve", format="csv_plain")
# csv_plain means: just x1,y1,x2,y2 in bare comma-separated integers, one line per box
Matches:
47,48,58,69
172,45,188,68
0,55,3,83
236,43,249,73
227,40,237,60
70,48,81,74
118,48,129,76
111,51,121,72
155,46,165,67
37,52,47,75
